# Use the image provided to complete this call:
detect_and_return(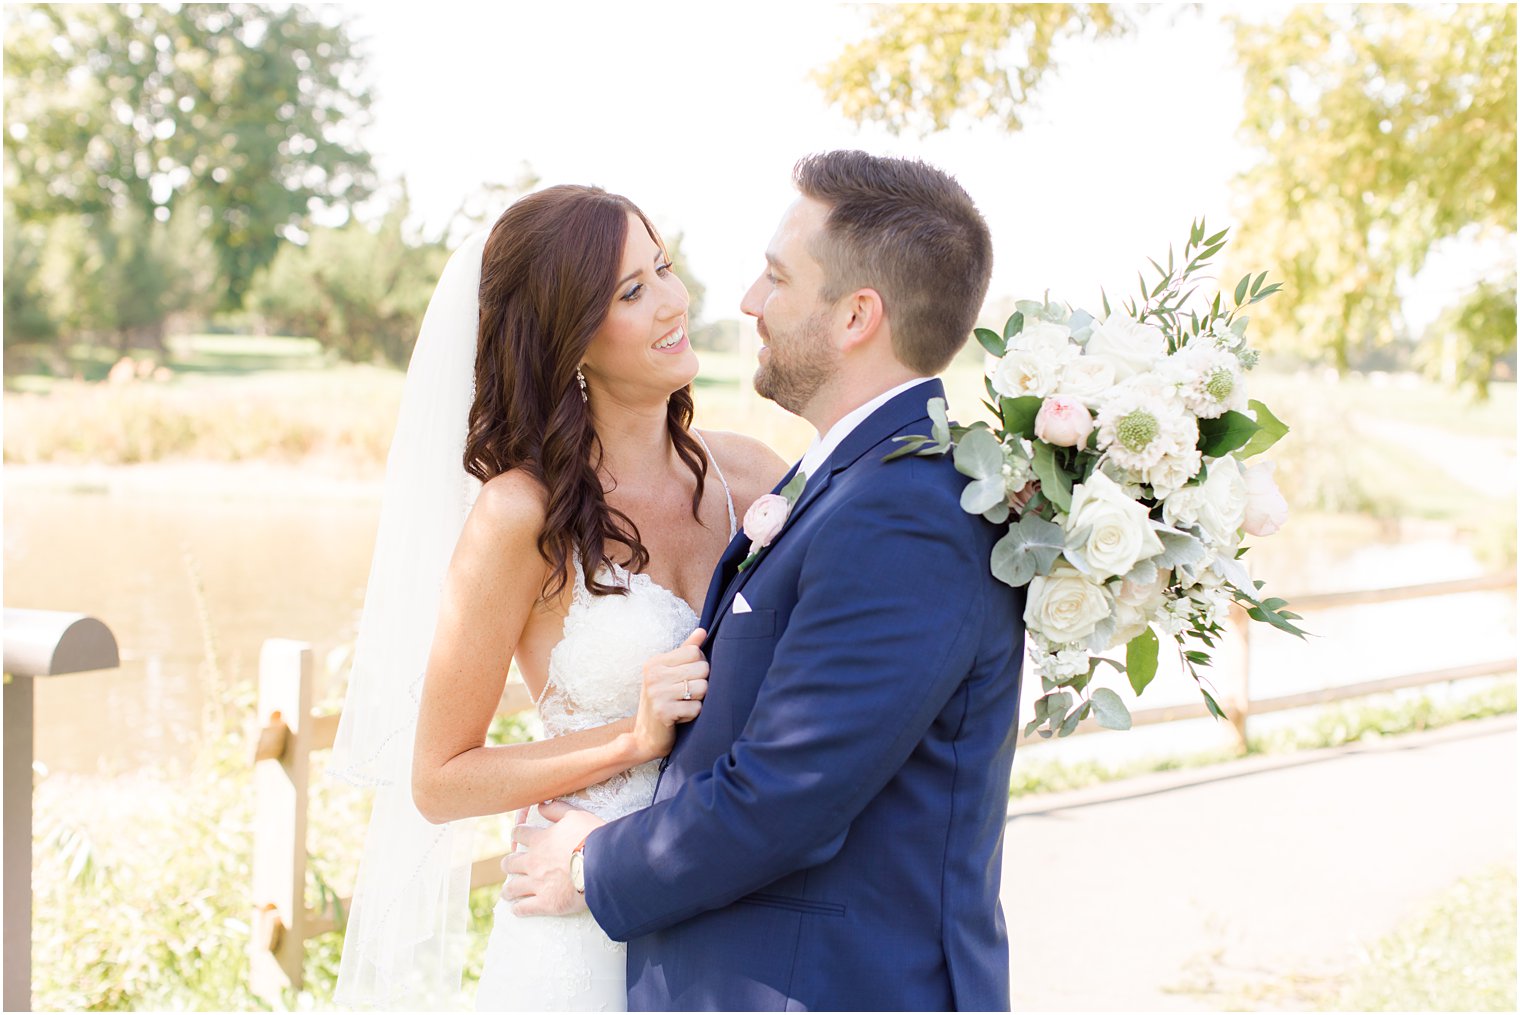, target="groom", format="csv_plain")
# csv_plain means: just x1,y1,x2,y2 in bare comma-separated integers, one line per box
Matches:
509,150,1027,1011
